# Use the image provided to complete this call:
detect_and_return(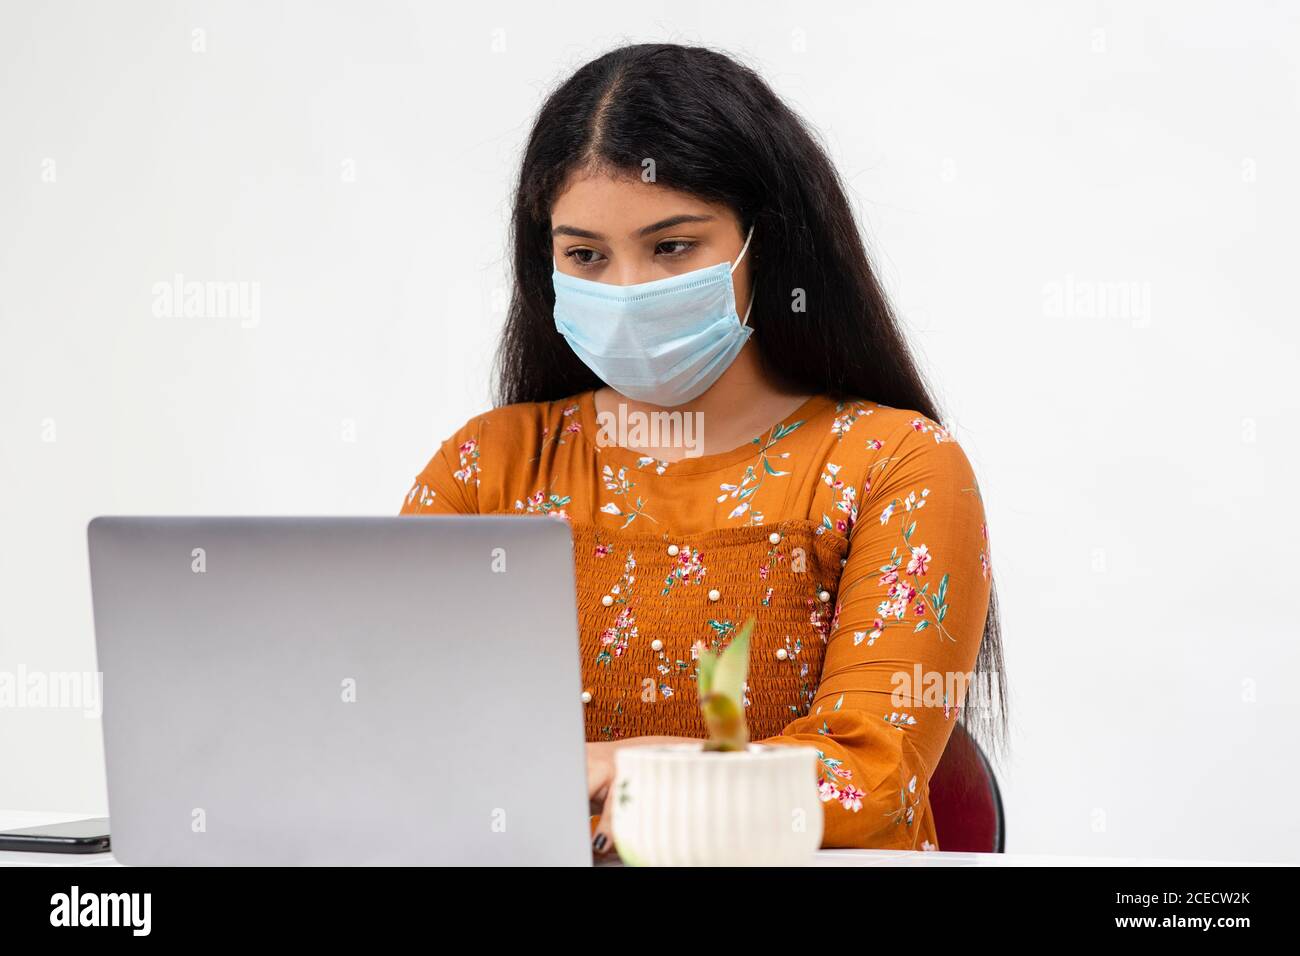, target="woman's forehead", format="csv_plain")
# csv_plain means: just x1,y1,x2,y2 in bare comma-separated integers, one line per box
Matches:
551,171,732,231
